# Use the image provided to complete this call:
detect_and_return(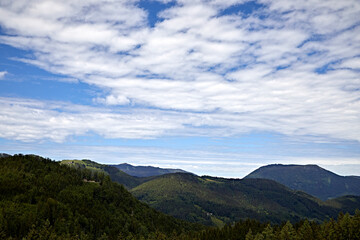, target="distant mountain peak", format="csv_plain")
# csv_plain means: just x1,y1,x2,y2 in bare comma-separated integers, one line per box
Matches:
263,163,321,168
245,164,360,200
